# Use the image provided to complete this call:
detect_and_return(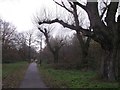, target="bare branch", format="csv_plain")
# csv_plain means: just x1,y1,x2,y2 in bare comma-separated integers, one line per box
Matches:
100,0,110,20
38,18,91,37
100,7,107,20
53,0,73,13
74,2,87,12
38,18,76,30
